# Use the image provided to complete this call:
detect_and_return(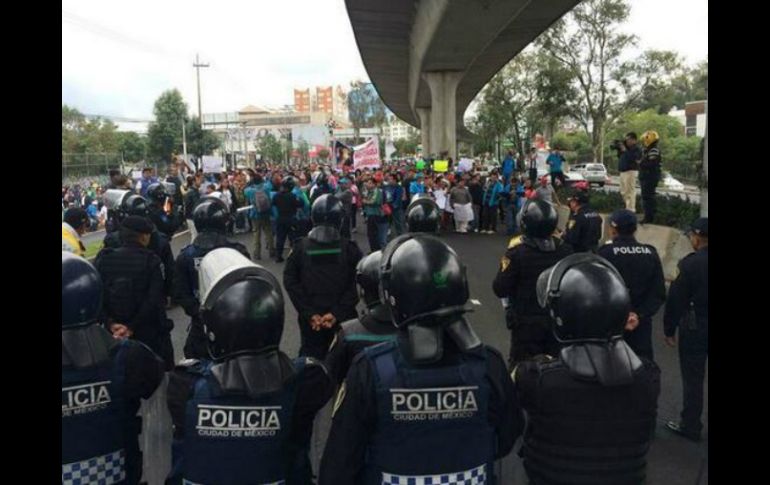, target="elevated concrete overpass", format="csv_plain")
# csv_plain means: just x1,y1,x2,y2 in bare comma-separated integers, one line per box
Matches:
345,0,581,159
